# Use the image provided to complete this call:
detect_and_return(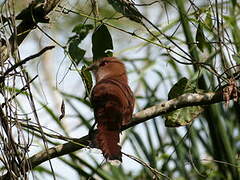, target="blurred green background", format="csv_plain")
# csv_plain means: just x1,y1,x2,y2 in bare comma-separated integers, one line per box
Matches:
0,0,240,179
